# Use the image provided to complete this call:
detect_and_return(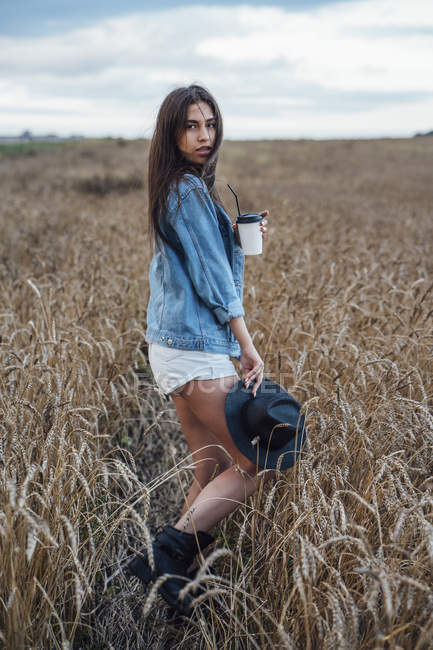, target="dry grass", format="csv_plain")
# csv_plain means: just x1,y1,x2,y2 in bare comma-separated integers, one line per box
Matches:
1,136,432,648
